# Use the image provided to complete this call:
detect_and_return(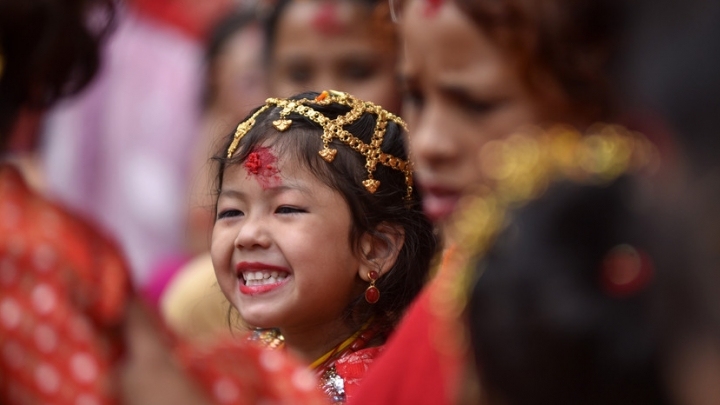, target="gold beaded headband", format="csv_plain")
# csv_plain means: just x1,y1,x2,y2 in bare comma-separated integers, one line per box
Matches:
227,90,413,199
